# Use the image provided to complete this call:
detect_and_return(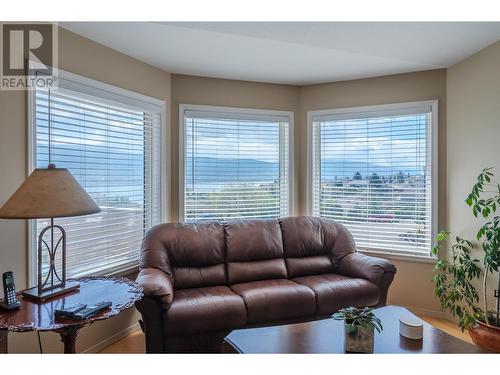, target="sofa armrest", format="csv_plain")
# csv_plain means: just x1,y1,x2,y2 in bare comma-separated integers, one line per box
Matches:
136,267,174,311
336,252,396,307
337,252,396,284
135,296,166,353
